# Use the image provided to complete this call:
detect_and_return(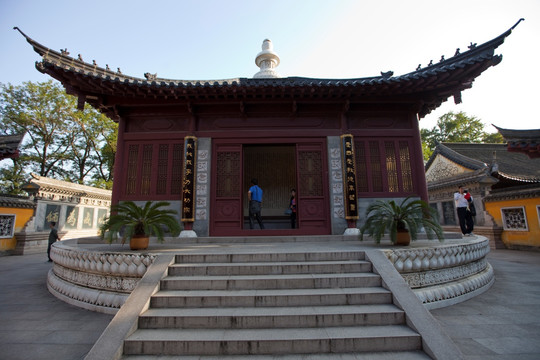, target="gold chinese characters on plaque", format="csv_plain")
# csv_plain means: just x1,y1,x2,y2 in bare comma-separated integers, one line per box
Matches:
340,134,359,220
181,136,197,222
